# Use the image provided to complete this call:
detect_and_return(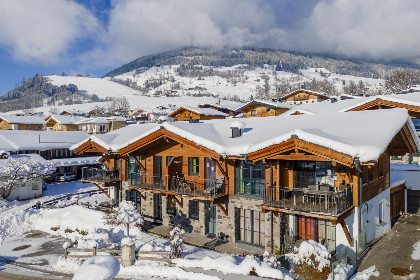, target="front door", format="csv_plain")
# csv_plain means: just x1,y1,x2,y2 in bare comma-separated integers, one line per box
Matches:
206,203,217,236
390,188,405,222
205,158,217,189
153,156,162,185
153,193,162,223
